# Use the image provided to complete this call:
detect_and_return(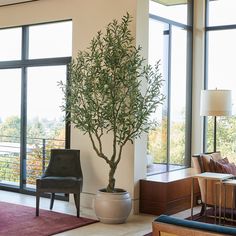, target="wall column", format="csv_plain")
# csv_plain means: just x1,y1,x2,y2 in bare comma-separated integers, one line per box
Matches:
133,0,149,214
191,0,205,156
